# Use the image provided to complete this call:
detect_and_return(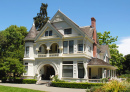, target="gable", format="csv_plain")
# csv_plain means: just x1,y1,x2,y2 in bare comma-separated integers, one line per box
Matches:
34,22,63,42
50,10,85,37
